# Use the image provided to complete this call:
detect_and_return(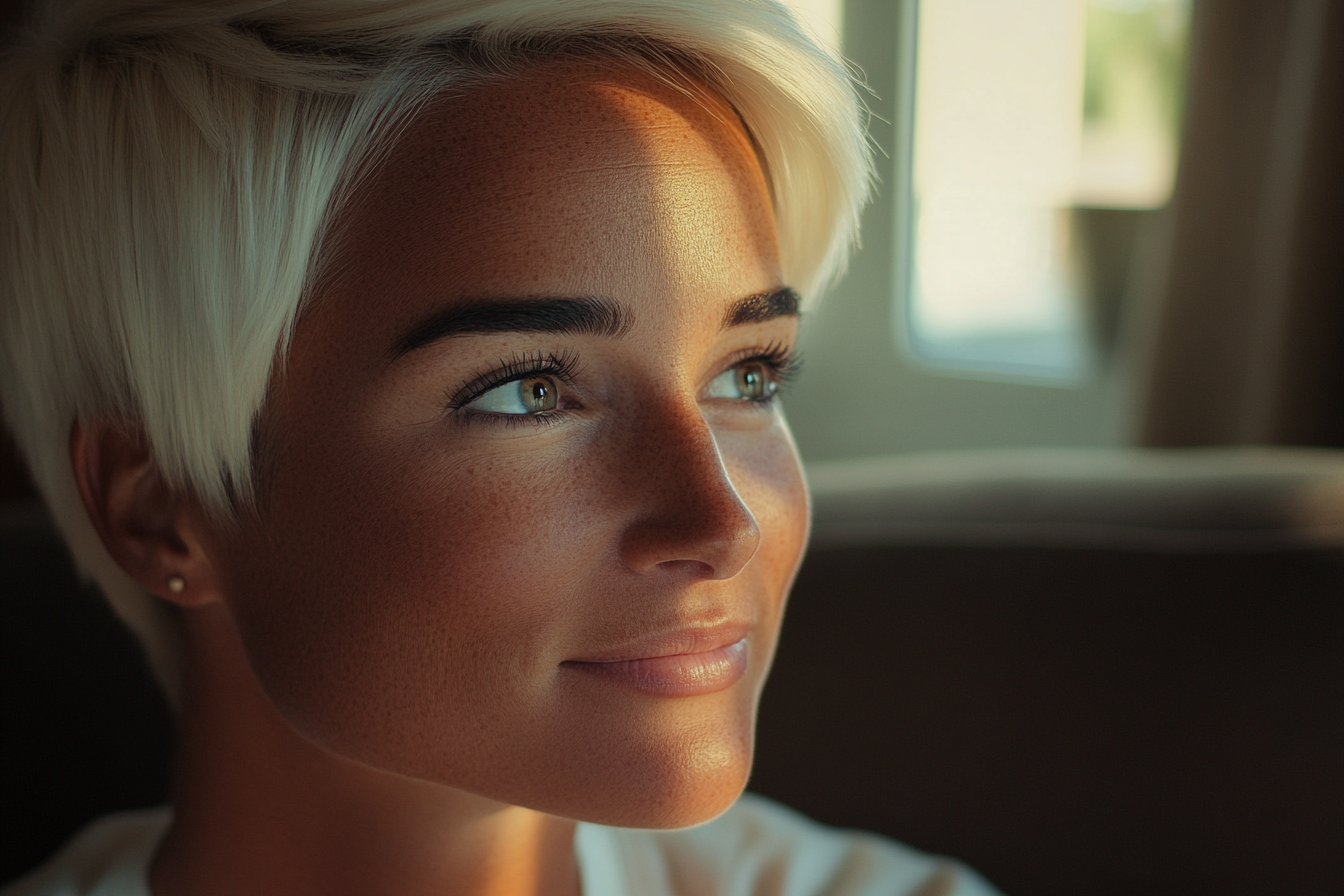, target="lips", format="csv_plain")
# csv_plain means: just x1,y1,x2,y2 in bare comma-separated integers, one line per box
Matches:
561,624,750,696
